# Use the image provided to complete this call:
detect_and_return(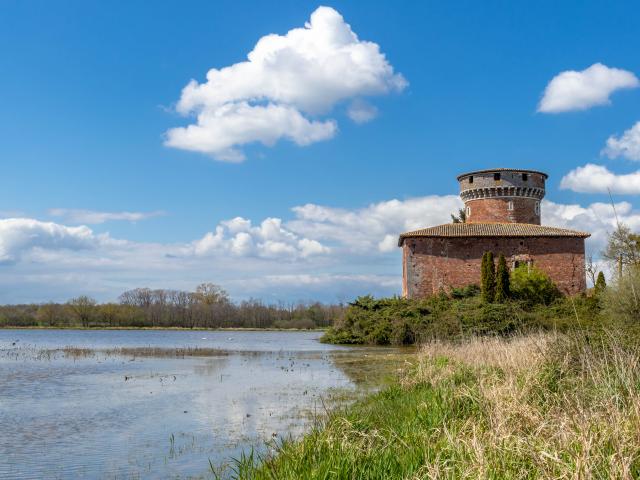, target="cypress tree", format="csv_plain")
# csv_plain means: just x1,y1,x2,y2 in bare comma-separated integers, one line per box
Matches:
595,271,607,293
481,251,496,303
495,253,510,302
480,252,487,297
